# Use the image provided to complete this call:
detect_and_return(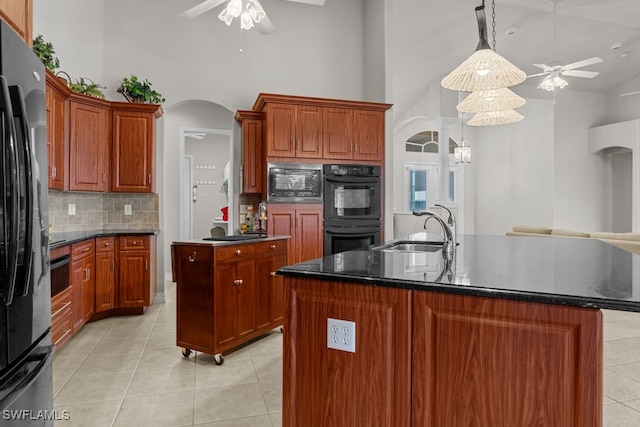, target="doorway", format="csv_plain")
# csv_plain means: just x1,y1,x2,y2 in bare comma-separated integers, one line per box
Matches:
179,128,233,240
